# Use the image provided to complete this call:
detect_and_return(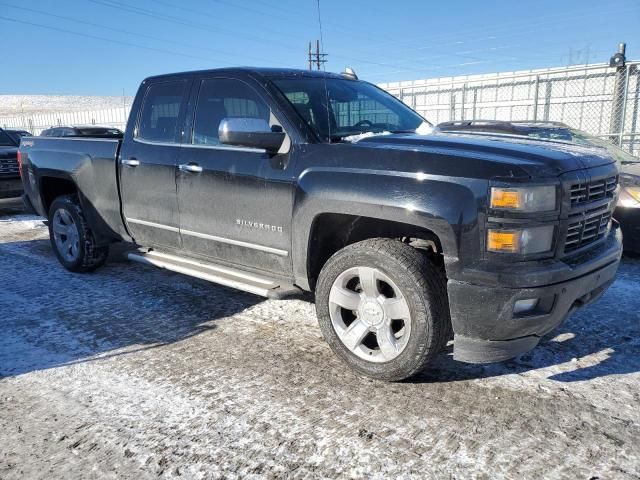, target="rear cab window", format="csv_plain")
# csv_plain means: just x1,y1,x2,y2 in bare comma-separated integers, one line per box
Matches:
136,81,188,144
